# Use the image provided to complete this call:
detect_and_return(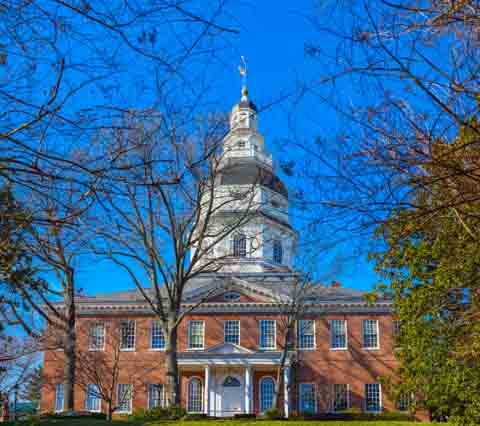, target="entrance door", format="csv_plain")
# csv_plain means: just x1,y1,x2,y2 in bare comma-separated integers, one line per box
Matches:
220,376,243,416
